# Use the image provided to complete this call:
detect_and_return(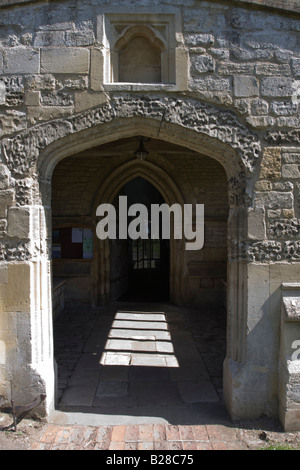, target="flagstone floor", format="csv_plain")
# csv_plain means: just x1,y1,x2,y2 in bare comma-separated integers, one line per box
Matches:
0,301,290,450
53,301,226,426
